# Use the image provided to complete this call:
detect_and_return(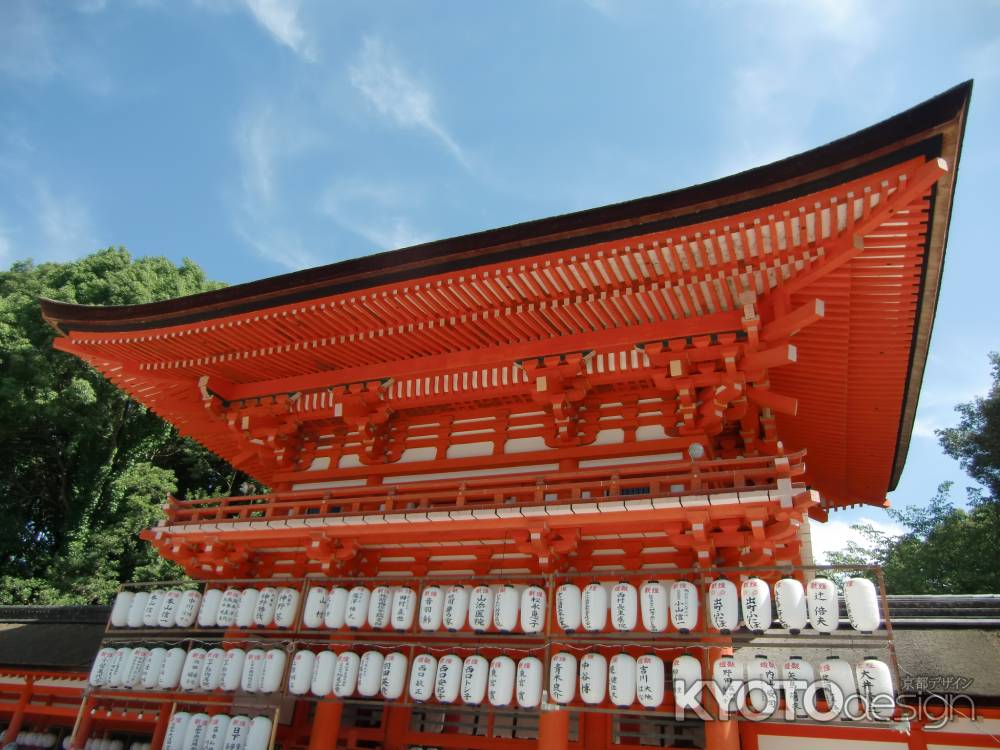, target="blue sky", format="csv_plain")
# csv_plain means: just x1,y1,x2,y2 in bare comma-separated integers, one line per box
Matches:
1,0,998,558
